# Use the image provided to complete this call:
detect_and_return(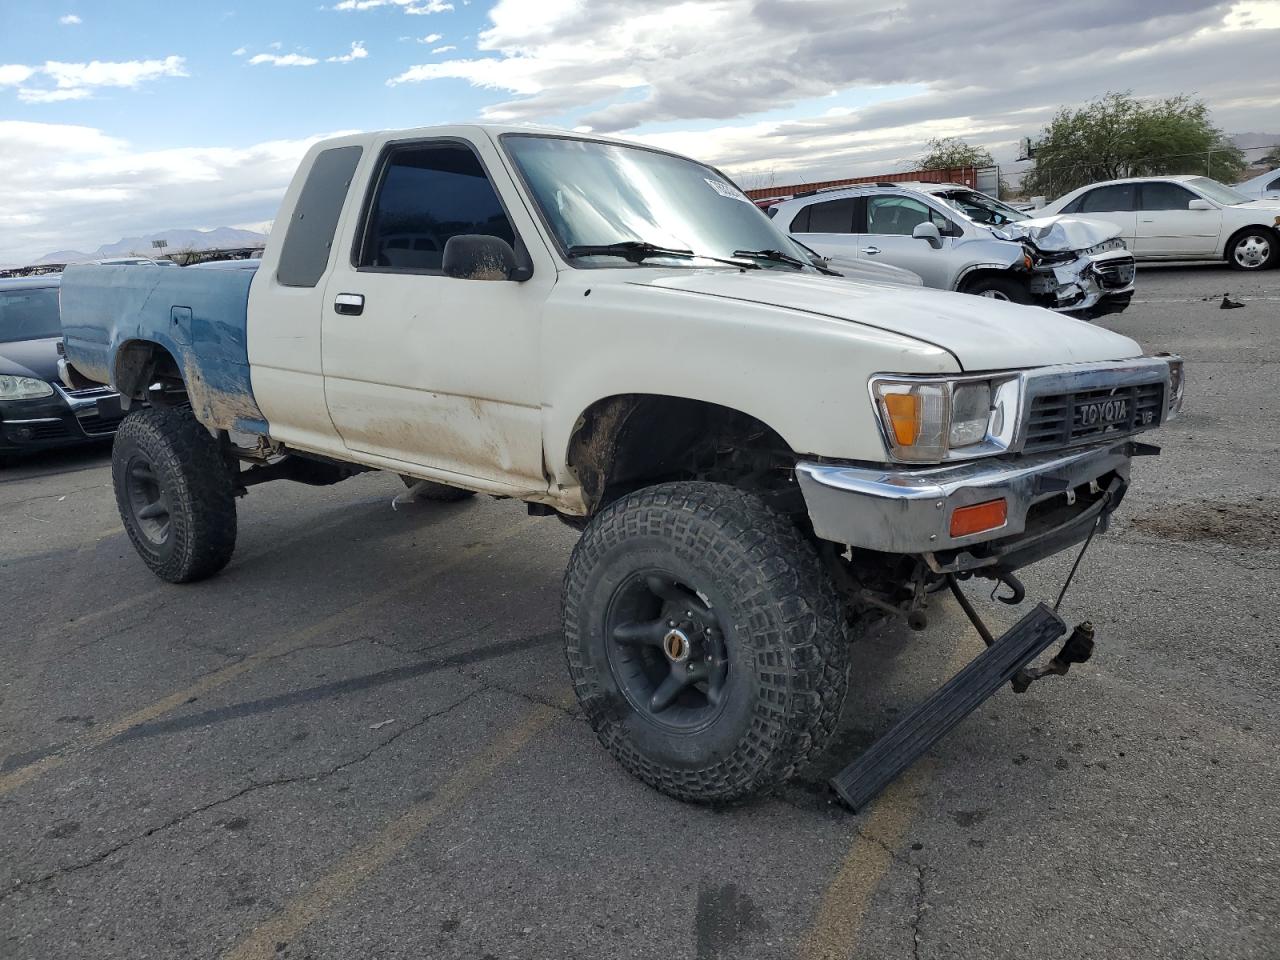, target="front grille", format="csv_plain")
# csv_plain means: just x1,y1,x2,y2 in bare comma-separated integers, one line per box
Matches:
1093,255,1136,289
64,385,116,400
76,409,125,436
1023,380,1164,452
